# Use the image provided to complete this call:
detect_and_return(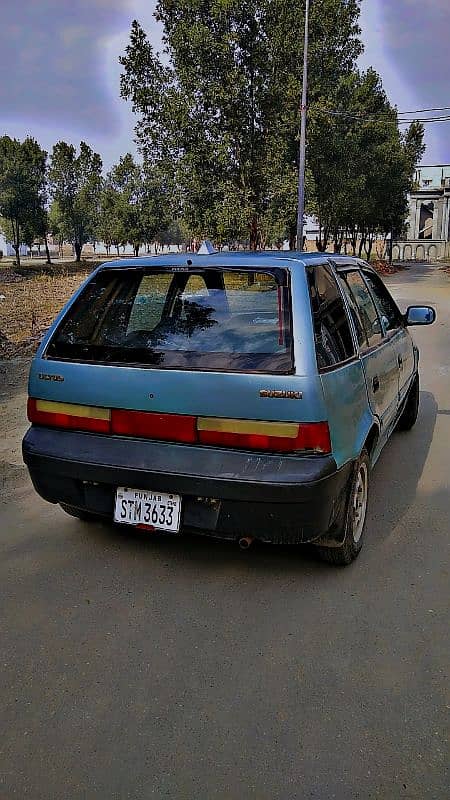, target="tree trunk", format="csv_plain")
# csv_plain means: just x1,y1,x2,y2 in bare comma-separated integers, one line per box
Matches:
44,234,51,264
358,235,366,259
74,242,82,262
333,229,344,253
249,216,260,251
288,227,296,250
13,244,21,268
365,234,375,262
